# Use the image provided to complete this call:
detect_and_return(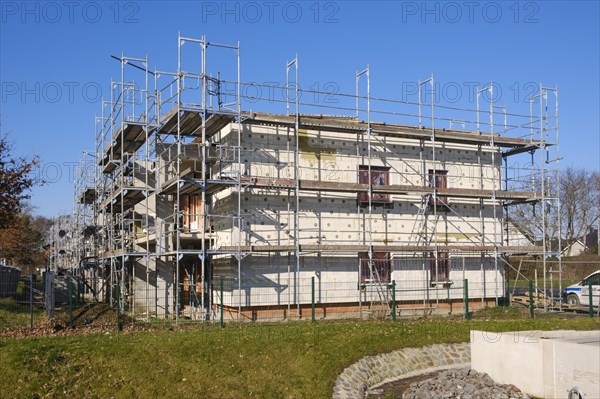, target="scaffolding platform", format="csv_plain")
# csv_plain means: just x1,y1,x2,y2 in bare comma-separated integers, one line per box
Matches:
158,109,235,138
218,244,545,254
99,122,146,173
244,112,552,150
77,187,96,205
99,186,146,210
